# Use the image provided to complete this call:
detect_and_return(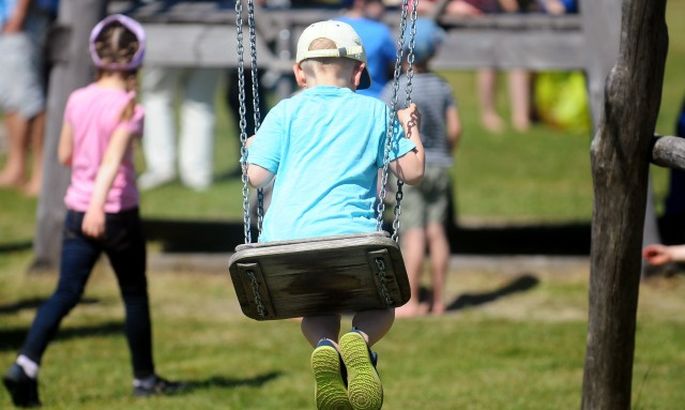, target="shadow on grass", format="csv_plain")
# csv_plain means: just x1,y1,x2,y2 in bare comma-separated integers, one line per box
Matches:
0,297,99,315
143,218,592,255
0,241,32,253
181,371,282,393
446,274,540,312
0,320,120,352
